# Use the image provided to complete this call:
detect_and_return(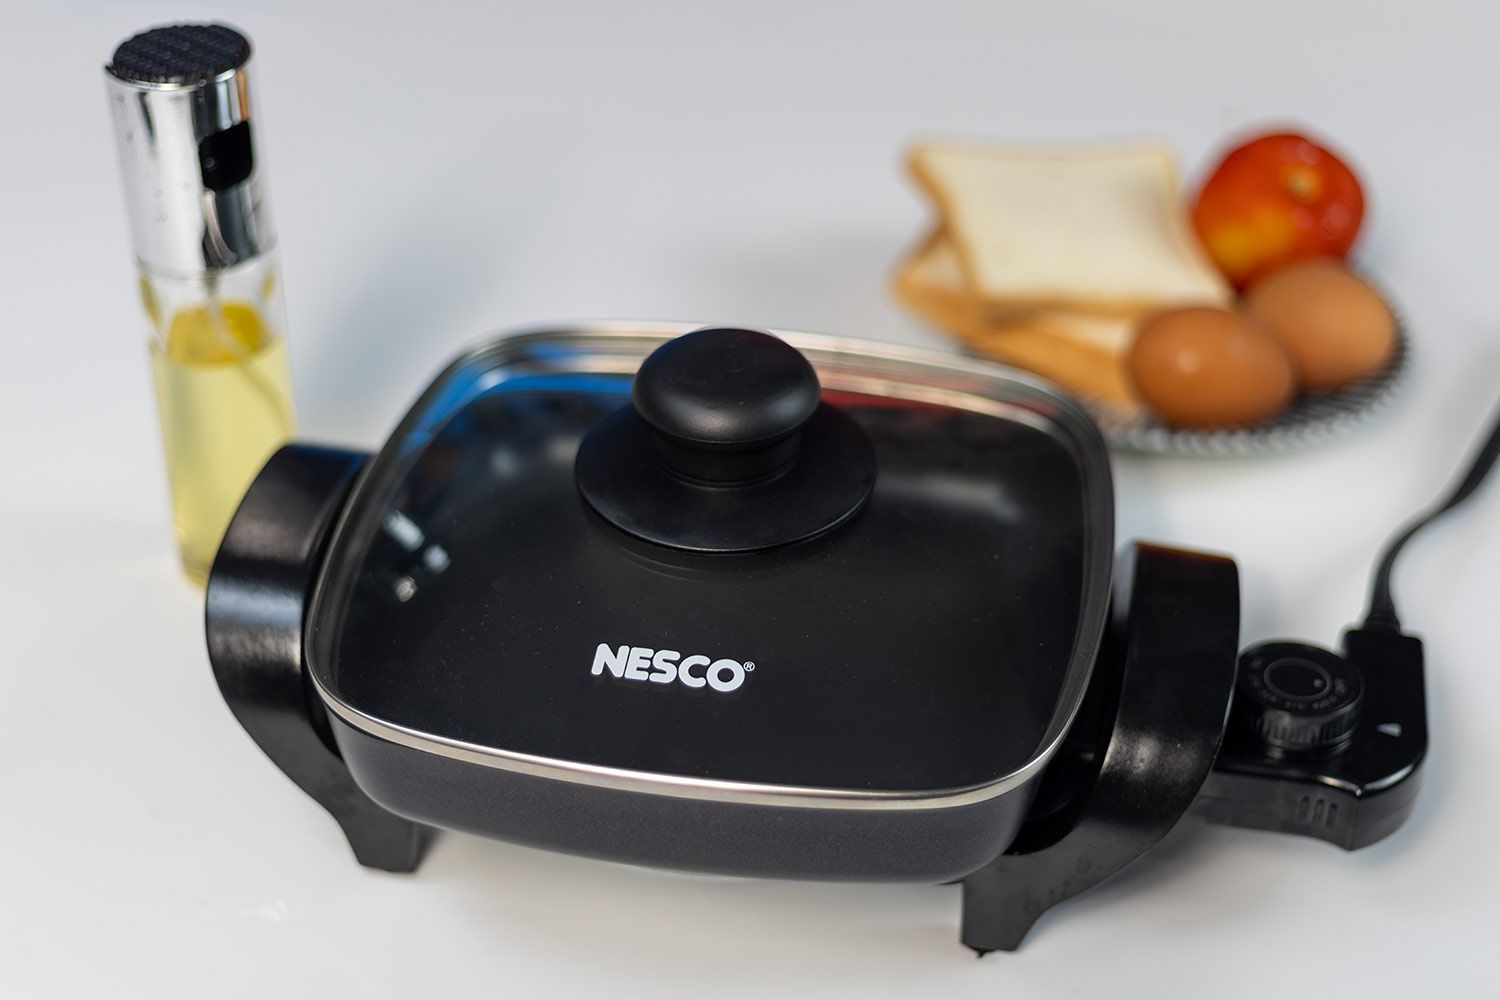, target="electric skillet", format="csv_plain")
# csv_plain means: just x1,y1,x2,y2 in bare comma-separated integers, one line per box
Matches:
206,322,1452,952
